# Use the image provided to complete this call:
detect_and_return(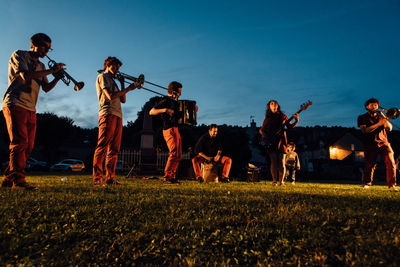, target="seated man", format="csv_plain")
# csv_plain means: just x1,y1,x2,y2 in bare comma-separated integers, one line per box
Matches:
192,124,232,183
